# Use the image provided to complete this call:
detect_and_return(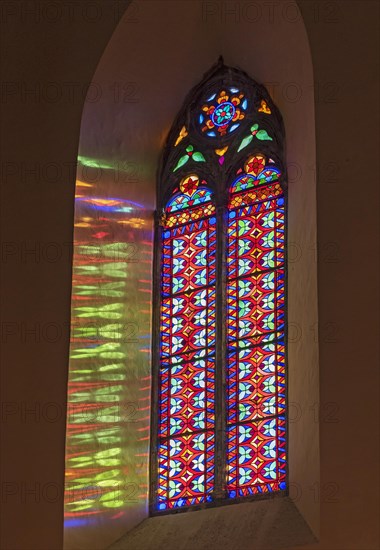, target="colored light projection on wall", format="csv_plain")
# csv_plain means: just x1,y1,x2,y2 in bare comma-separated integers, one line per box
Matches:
227,154,286,497
157,175,216,510
64,162,152,530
